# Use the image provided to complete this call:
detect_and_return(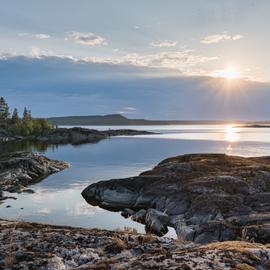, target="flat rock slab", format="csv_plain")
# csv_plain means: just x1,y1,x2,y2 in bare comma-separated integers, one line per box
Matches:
0,151,70,194
0,219,269,269
82,153,270,243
